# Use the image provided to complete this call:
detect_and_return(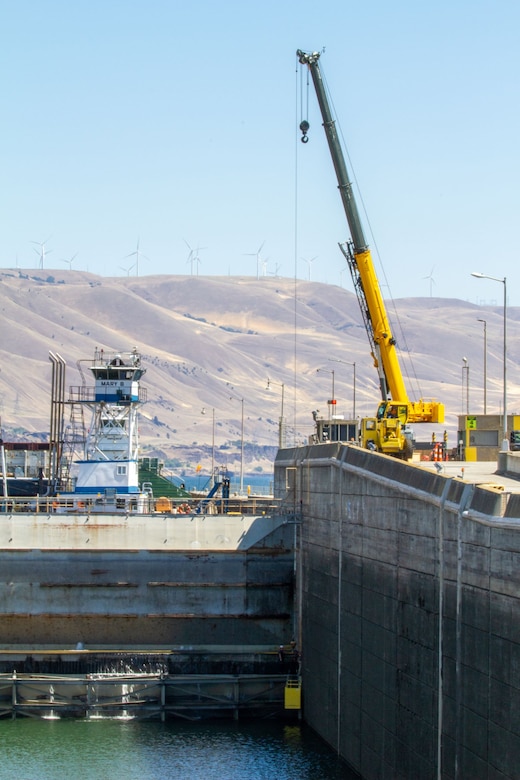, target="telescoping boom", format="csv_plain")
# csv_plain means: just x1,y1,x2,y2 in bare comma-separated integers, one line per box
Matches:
297,49,444,457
